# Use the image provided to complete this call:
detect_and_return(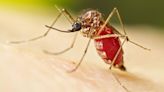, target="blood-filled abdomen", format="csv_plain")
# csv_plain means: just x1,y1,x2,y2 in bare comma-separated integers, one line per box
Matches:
94,26,123,66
